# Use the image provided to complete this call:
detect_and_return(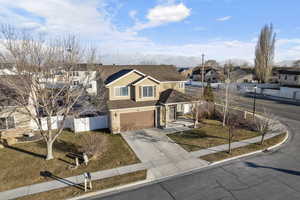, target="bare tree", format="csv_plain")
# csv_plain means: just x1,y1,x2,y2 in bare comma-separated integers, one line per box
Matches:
0,25,105,160
226,113,239,154
255,24,276,83
254,109,276,145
